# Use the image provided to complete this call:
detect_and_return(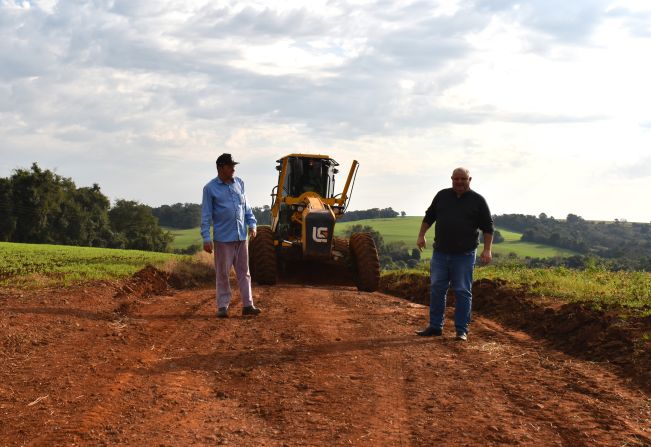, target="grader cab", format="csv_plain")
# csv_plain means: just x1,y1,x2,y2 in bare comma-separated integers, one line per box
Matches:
248,154,380,292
